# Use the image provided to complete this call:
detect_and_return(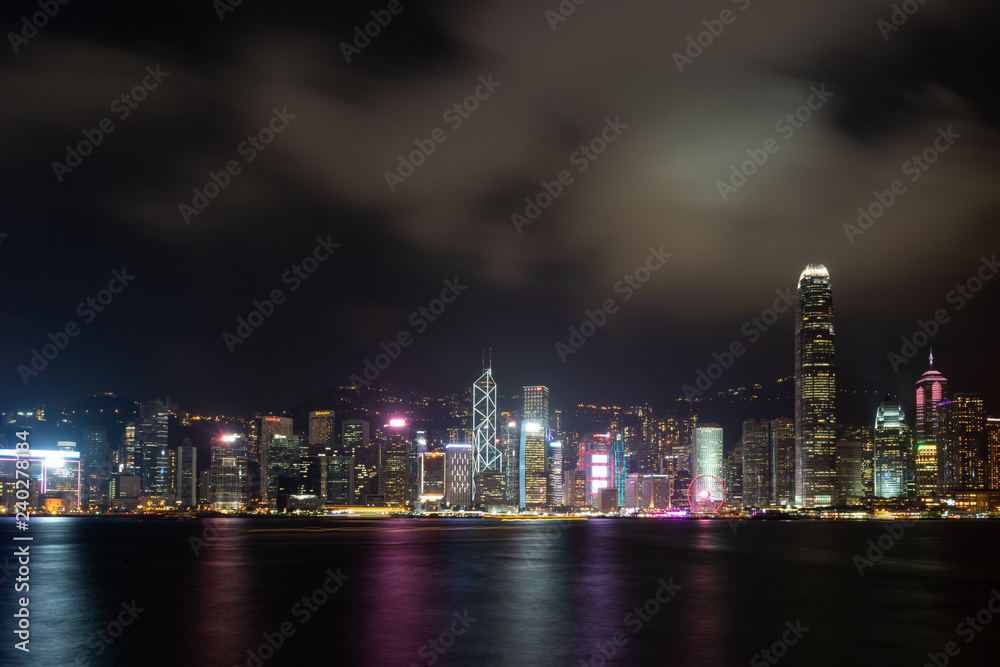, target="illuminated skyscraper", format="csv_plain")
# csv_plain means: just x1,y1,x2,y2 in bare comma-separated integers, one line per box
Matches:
138,400,171,496
260,415,293,504
987,418,1000,491
547,442,564,505
419,451,446,503
210,434,248,511
176,441,197,508
382,419,412,507
308,411,335,446
472,363,503,503
691,424,724,480
82,425,109,511
519,385,549,508
795,264,836,506
445,444,472,507
742,419,771,507
874,399,907,498
342,419,371,503
915,353,948,497
939,394,986,491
